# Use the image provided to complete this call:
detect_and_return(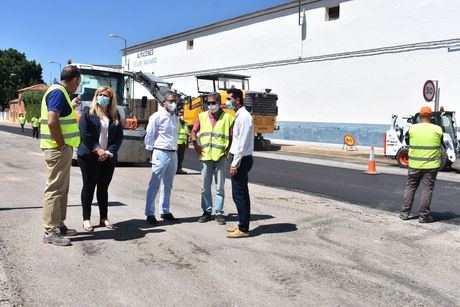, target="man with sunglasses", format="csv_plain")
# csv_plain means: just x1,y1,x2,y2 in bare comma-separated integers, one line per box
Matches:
191,92,234,225
144,91,180,225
